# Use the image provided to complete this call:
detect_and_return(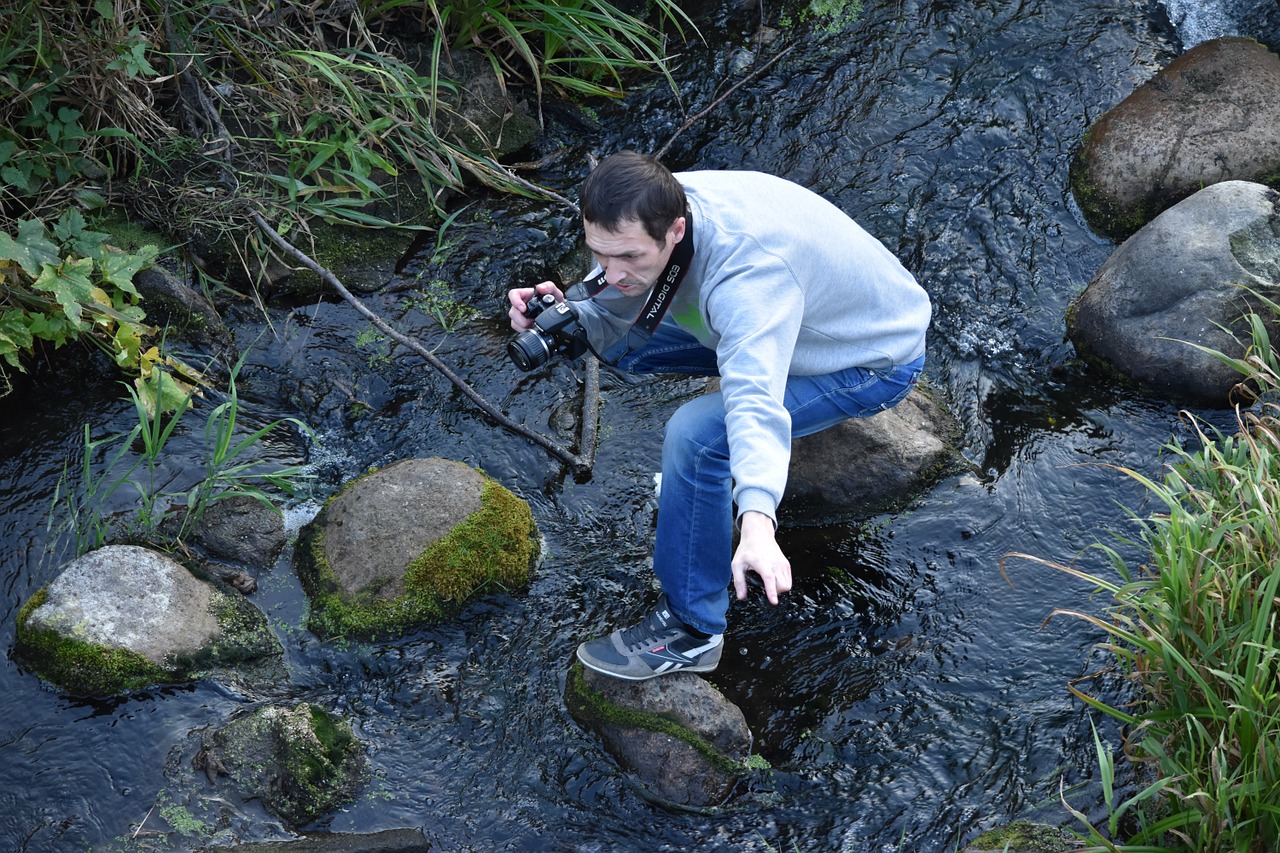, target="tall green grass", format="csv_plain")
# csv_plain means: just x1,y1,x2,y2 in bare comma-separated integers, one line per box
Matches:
1012,293,1280,851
